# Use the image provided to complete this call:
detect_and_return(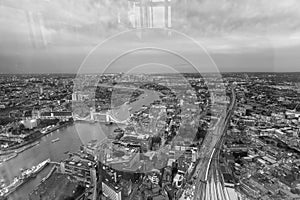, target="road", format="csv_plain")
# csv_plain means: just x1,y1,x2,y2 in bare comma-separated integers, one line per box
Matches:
192,87,236,200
